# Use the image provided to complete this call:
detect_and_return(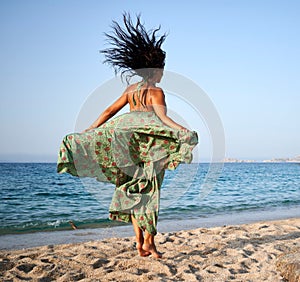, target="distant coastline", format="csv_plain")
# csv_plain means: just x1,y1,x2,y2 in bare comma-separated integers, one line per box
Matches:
223,155,300,163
